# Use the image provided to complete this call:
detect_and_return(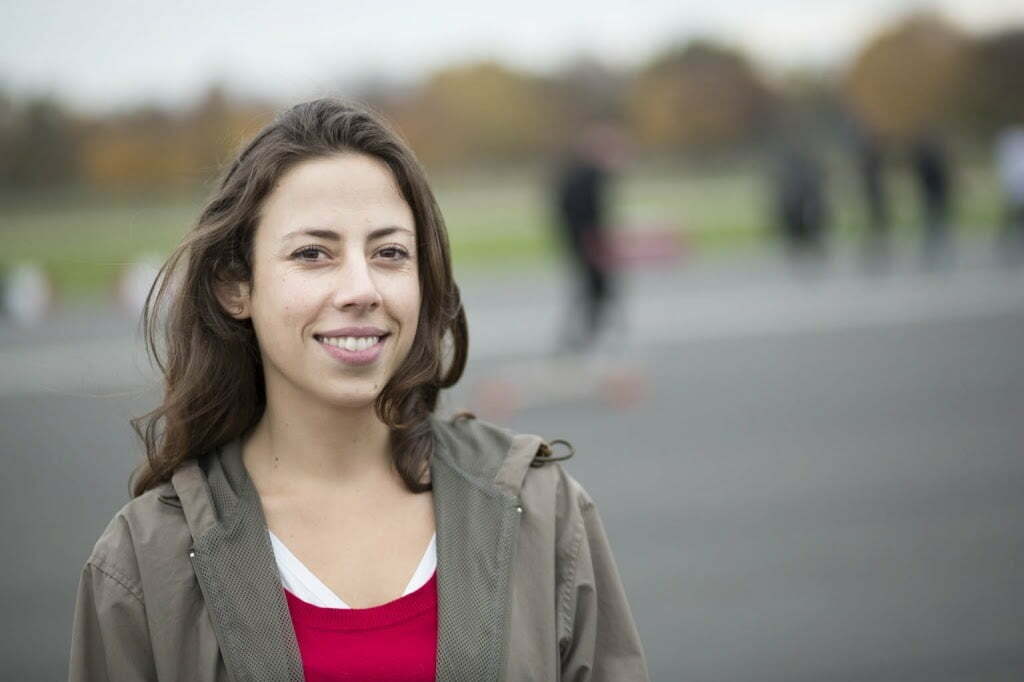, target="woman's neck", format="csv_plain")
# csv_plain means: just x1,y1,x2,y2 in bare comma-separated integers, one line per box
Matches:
243,393,396,496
